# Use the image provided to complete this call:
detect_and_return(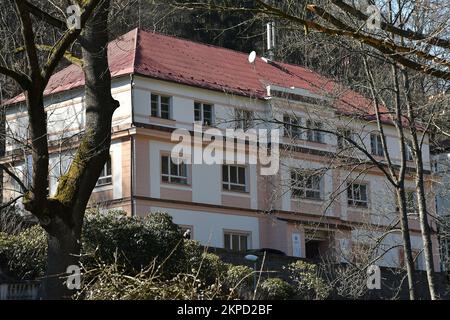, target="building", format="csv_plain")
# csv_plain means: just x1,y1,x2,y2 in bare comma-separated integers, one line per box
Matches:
1,28,441,271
